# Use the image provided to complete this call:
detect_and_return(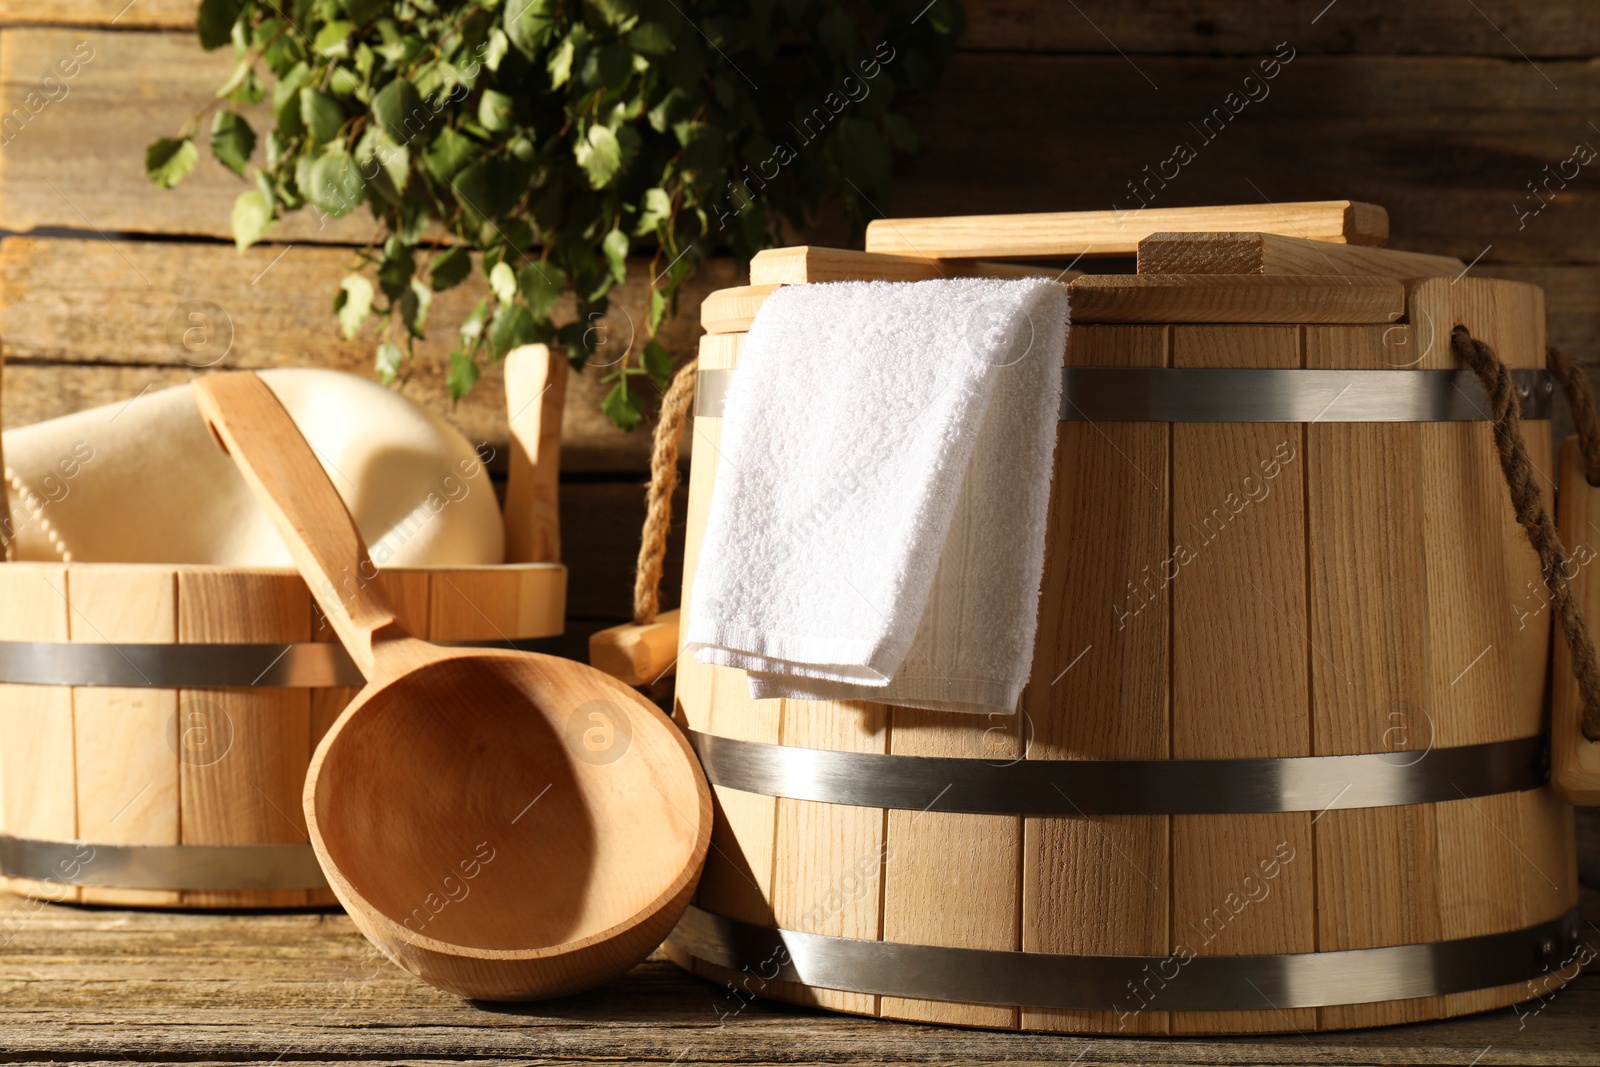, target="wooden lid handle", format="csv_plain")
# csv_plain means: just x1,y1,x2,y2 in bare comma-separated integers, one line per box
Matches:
1553,436,1600,804
192,372,409,678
